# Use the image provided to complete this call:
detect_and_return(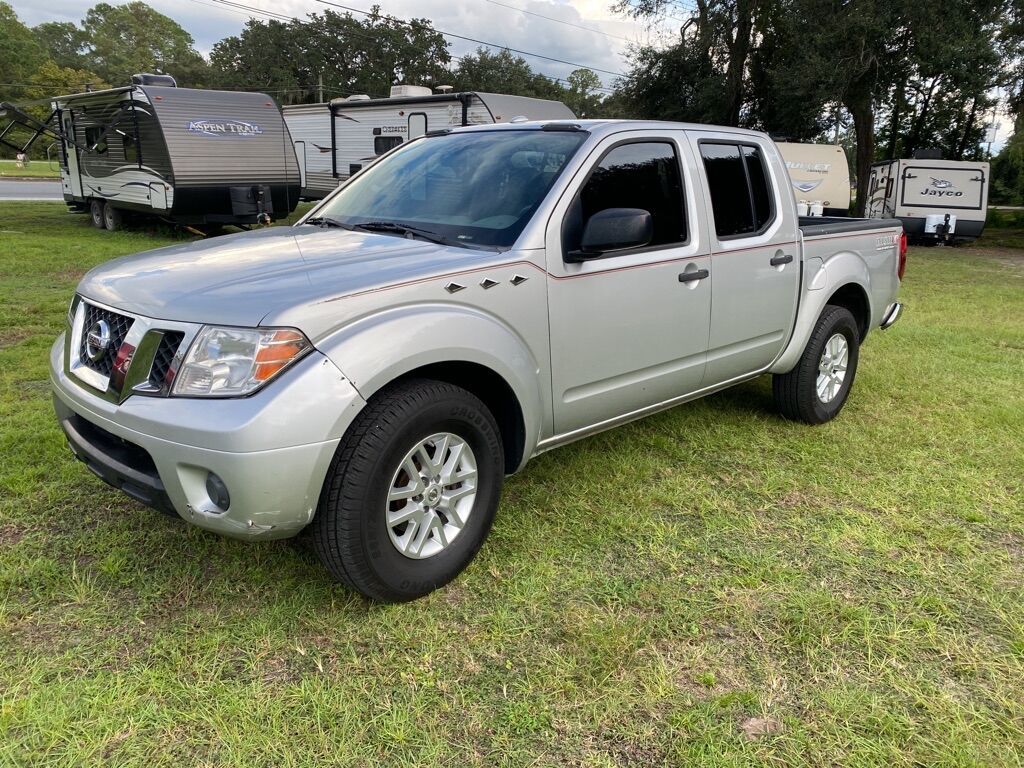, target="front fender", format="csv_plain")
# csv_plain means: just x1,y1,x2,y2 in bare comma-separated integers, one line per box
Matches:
770,251,873,374
315,303,545,461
